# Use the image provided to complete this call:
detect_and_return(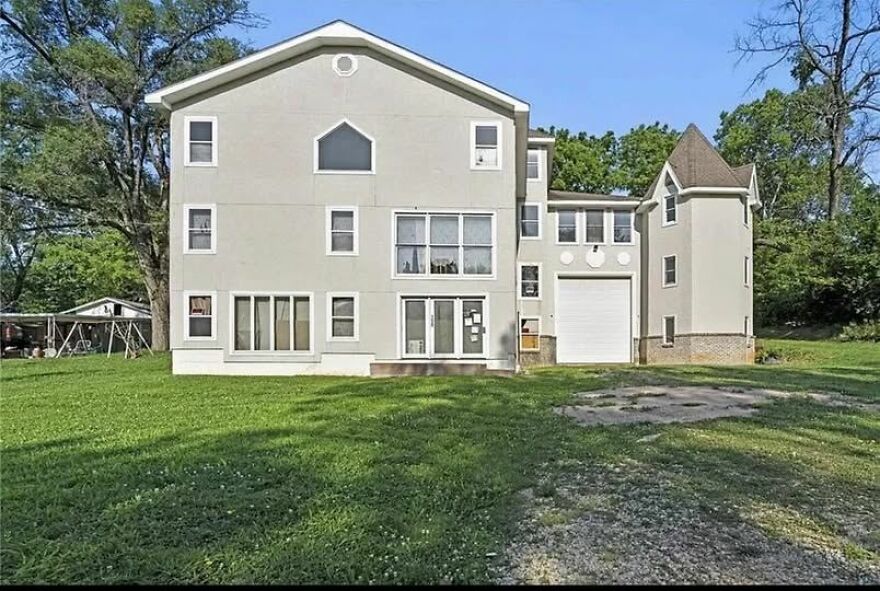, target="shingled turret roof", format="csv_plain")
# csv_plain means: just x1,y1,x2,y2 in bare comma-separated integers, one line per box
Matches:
667,124,744,189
